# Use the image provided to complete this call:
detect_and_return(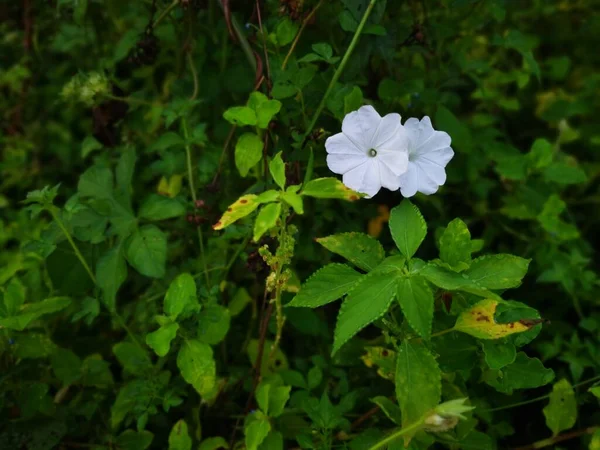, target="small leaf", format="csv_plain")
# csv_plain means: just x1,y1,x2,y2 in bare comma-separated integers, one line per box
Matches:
257,190,280,204
464,255,530,289
371,396,402,425
301,177,363,201
419,263,501,300
482,340,516,369
198,437,229,450
197,304,231,345
332,273,396,354
0,297,72,331
213,194,260,230
439,218,472,270
395,340,441,444
389,200,427,259
486,352,554,394
138,194,185,221
543,379,577,436
96,245,127,311
245,413,271,450
254,203,281,242
235,132,263,177
454,299,535,339
51,348,83,384
269,152,286,189
125,225,167,279
255,99,282,129
223,106,257,126
317,232,385,272
307,366,323,390
287,264,362,308
281,190,304,214
168,420,192,450
397,276,434,340
177,339,216,398
146,322,179,357
164,273,199,320
115,430,154,450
